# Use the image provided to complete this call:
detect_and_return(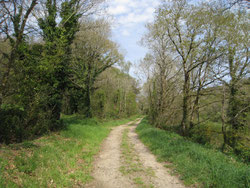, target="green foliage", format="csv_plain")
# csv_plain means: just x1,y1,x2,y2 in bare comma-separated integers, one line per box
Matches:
0,104,25,143
190,124,213,145
141,0,249,160
92,90,106,117
136,118,250,187
37,0,81,124
125,92,137,117
226,127,250,163
0,0,137,144
0,0,84,144
66,19,124,117
91,67,139,119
